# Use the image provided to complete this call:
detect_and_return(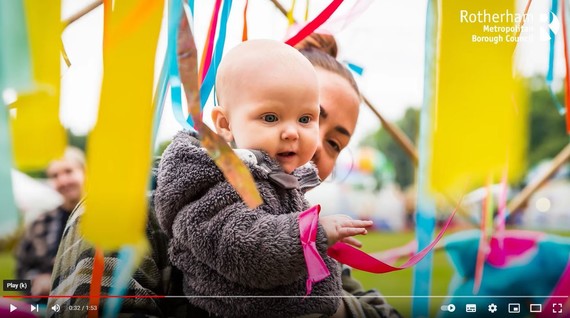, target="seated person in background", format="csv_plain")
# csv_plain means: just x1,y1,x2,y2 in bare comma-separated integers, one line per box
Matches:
16,147,85,300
